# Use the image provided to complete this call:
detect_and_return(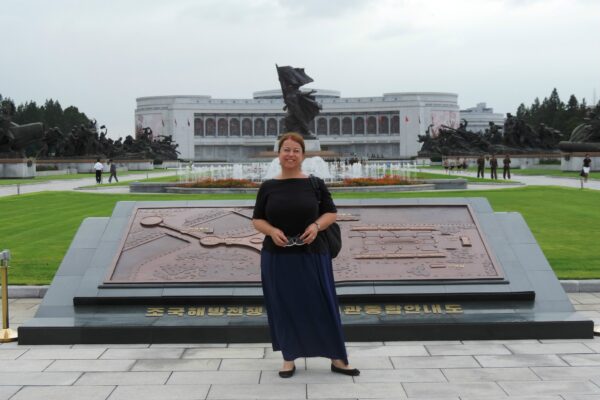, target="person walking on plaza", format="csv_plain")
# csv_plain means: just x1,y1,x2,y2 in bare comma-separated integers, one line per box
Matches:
252,132,359,379
580,153,592,189
476,154,485,178
489,154,498,179
108,159,118,183
93,158,104,184
503,154,511,179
